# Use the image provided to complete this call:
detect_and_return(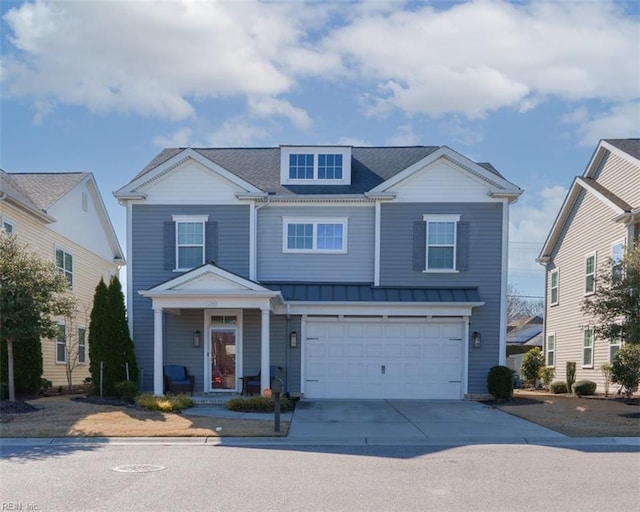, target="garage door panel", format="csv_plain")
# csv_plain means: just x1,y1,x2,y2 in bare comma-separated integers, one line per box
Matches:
305,320,464,399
